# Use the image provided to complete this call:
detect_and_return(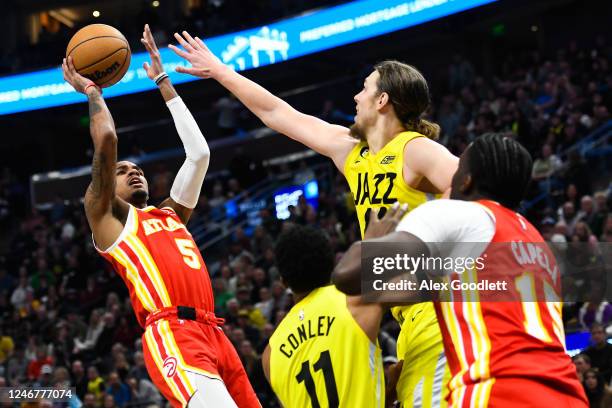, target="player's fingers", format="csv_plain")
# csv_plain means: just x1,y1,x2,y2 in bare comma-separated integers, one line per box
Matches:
386,201,400,219
140,38,151,51
173,32,194,53
145,24,158,51
195,37,211,53
176,65,209,77
395,203,409,221
67,56,77,73
182,31,200,50
370,207,380,223
168,44,189,59
143,62,150,71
